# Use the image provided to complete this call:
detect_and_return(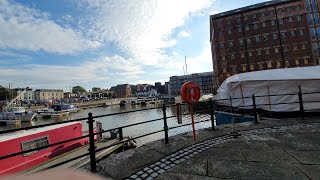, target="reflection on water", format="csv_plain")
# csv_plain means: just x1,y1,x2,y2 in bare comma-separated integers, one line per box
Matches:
0,104,211,145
